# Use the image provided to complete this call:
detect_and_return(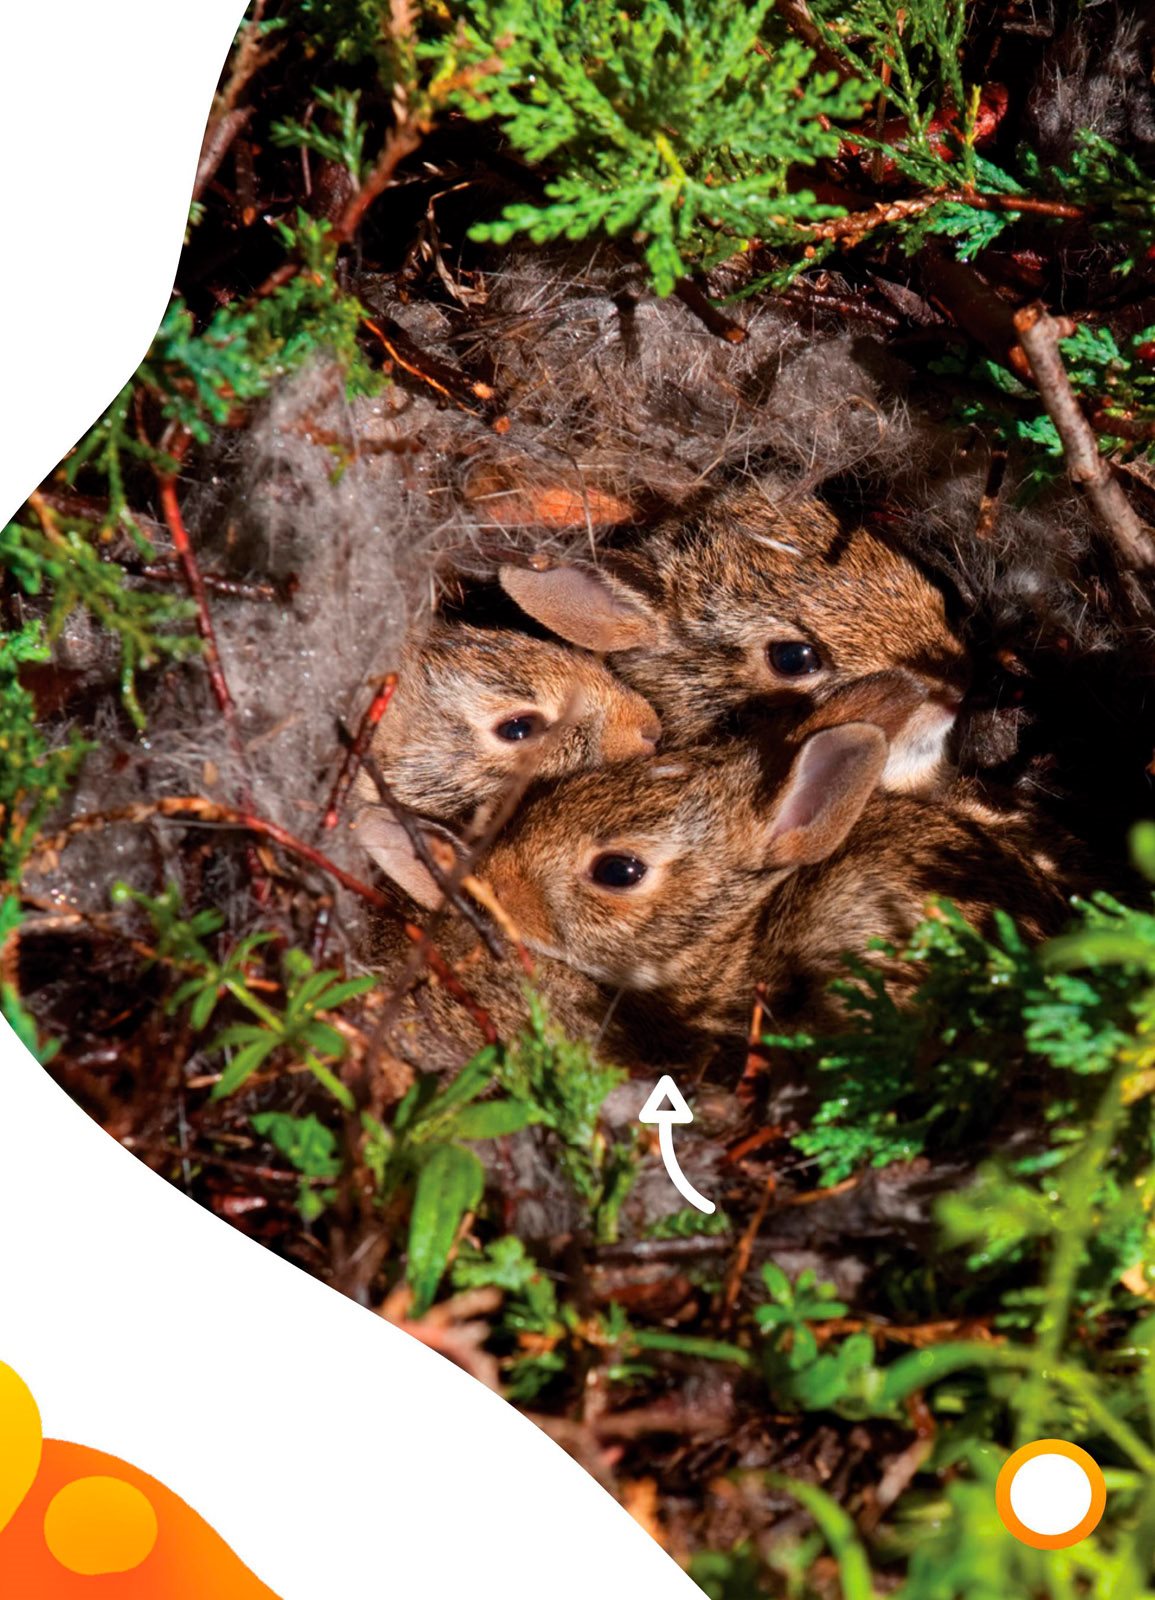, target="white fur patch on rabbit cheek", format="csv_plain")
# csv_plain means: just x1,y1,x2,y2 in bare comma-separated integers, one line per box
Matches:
566,945,668,990
882,702,957,792
522,930,569,964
